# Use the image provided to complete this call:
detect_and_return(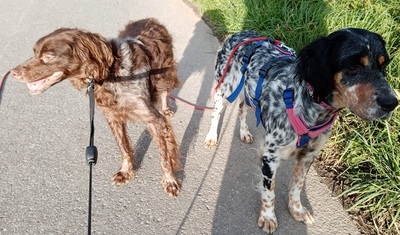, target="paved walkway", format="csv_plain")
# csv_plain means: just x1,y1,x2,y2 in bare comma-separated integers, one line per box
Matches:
0,0,359,234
